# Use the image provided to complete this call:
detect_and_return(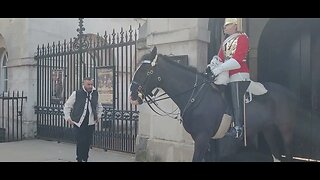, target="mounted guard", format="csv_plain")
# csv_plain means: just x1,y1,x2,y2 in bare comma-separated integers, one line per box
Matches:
207,18,251,139
130,46,296,161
